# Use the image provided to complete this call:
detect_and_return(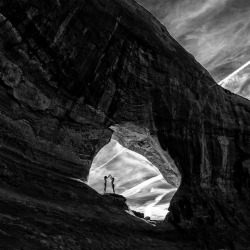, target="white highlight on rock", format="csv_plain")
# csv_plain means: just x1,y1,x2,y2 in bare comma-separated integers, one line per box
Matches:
218,136,229,170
